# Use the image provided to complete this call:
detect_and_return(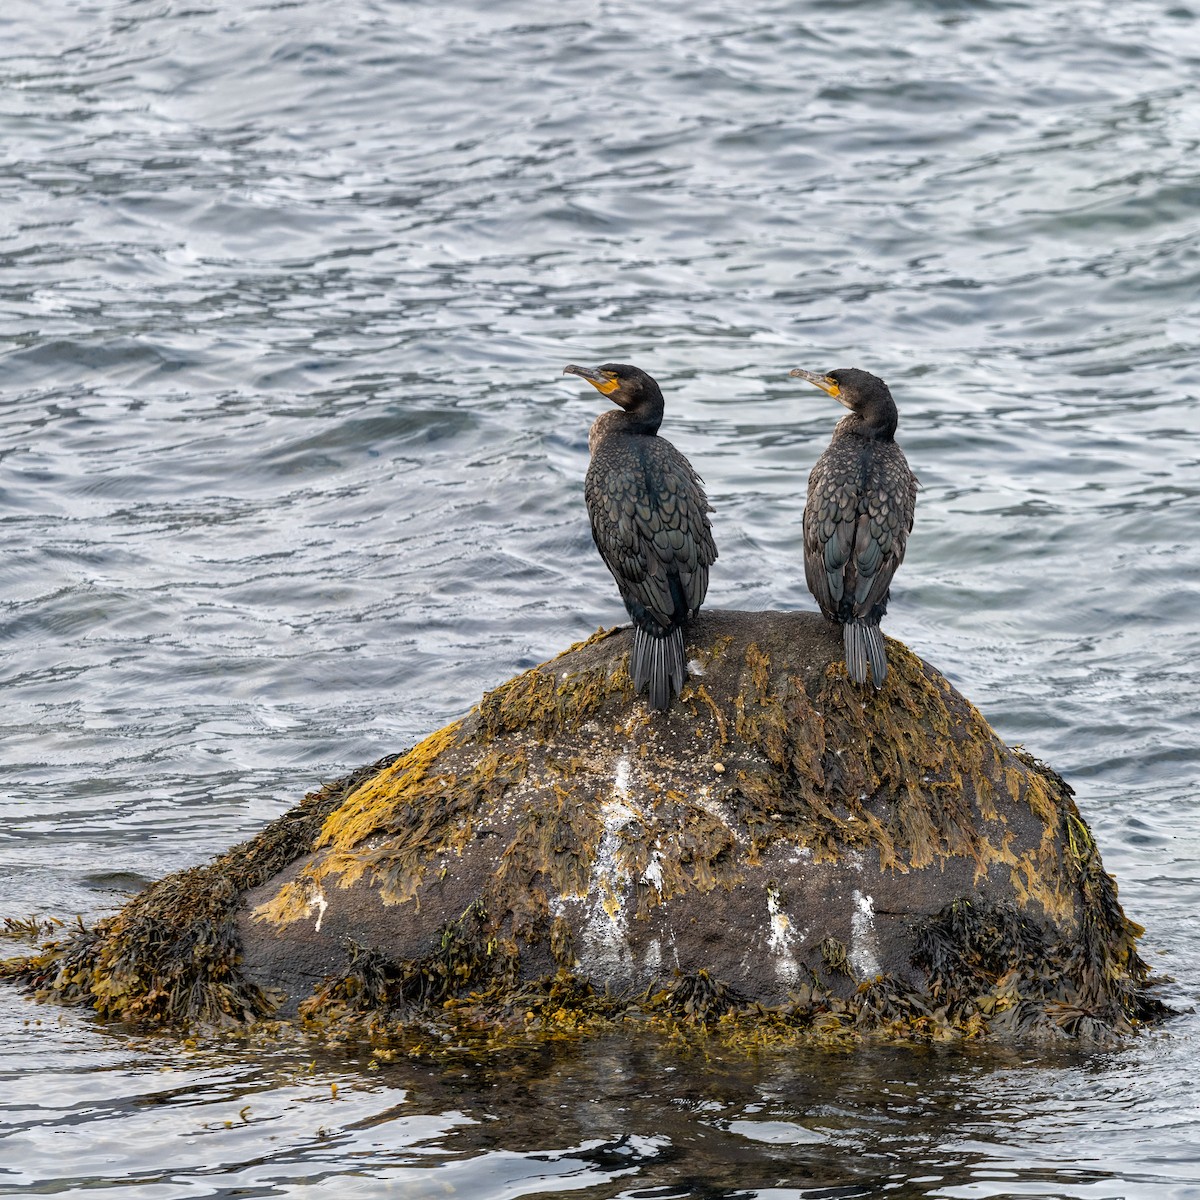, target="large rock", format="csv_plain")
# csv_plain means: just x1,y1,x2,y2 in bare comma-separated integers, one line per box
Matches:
3,612,1164,1042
